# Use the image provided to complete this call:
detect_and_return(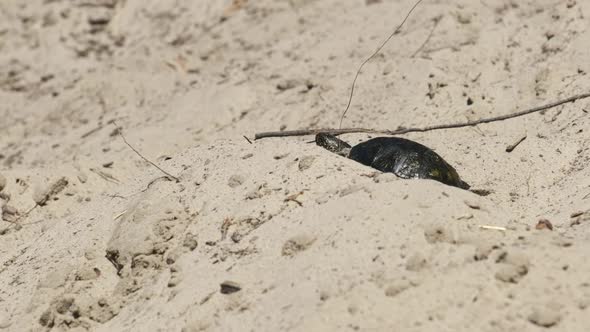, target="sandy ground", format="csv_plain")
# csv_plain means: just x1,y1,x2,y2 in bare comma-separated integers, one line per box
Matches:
1,0,590,331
